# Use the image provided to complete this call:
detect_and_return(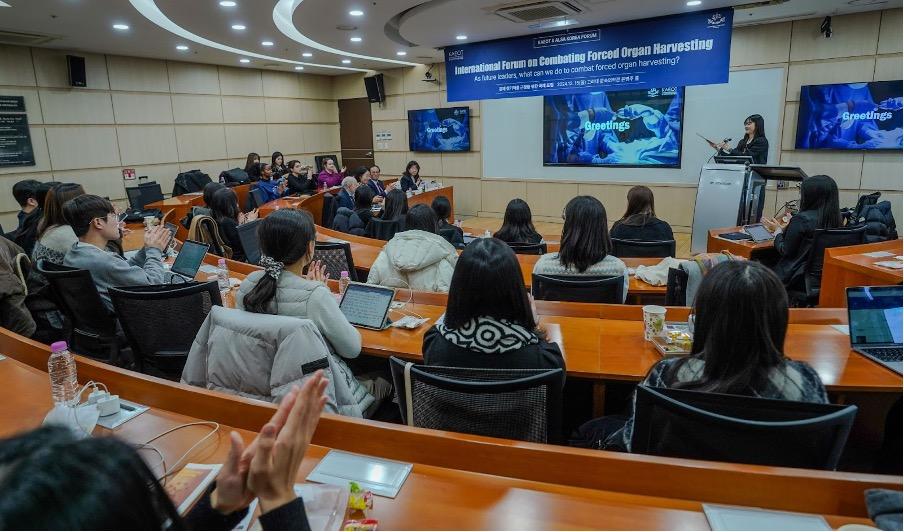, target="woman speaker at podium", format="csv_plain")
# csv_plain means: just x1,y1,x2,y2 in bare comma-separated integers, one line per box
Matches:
709,114,769,164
